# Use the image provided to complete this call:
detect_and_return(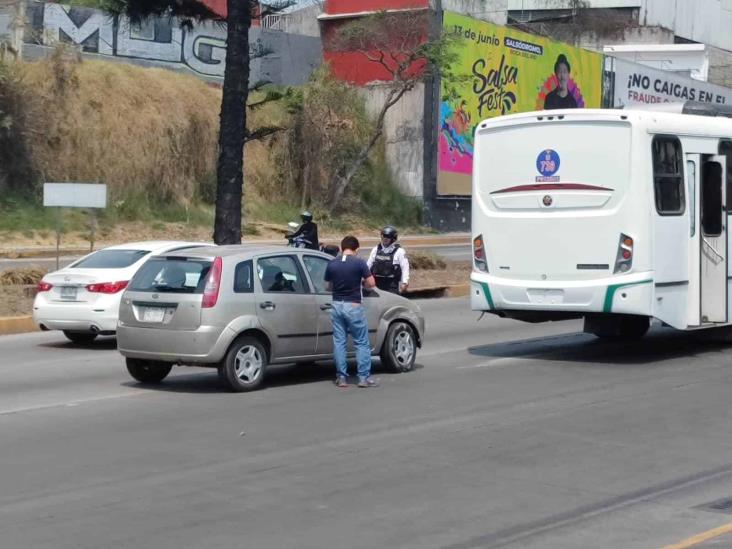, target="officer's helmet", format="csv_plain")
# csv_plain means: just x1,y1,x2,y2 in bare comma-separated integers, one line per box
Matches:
301,210,313,222
381,225,398,241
